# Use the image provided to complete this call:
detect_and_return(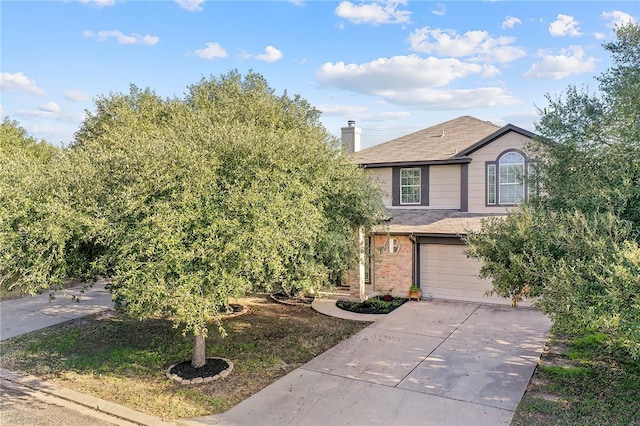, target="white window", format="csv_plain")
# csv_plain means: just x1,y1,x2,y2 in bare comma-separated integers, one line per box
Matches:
400,168,421,205
385,237,400,255
499,152,525,205
487,164,496,205
486,151,528,206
